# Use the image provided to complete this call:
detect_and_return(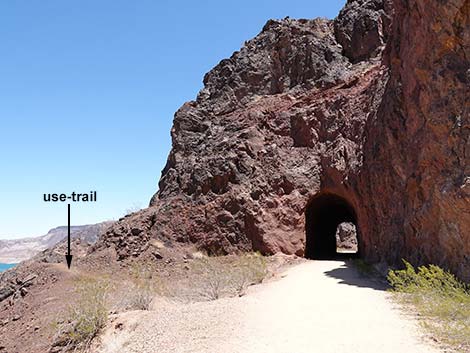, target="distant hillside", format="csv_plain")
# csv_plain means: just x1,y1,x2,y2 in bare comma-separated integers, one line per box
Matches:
0,223,111,263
